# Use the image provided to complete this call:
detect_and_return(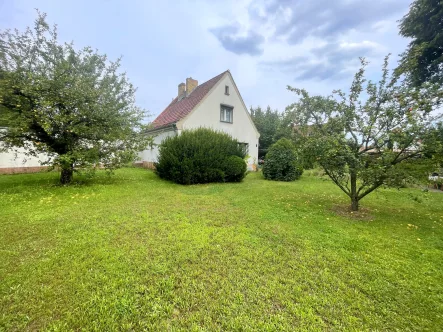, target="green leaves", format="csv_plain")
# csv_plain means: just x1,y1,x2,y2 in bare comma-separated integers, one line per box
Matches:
396,0,443,87
0,11,150,183
263,138,303,182
286,56,443,210
250,106,281,157
155,128,247,185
